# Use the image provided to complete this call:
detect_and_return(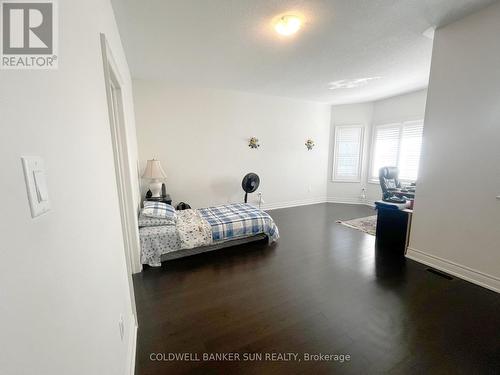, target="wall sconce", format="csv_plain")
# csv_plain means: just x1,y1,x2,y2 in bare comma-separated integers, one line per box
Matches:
248,137,260,149
305,139,315,150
